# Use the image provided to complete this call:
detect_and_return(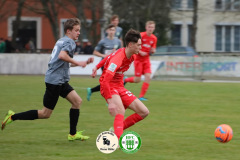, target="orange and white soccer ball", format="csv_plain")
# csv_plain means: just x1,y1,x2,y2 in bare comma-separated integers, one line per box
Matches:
214,124,233,143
